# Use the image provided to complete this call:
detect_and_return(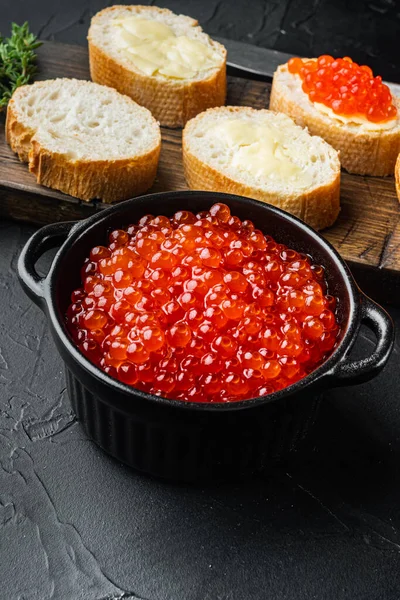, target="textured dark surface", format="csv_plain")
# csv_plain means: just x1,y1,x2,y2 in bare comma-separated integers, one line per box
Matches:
2,219,400,600
1,1,400,599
